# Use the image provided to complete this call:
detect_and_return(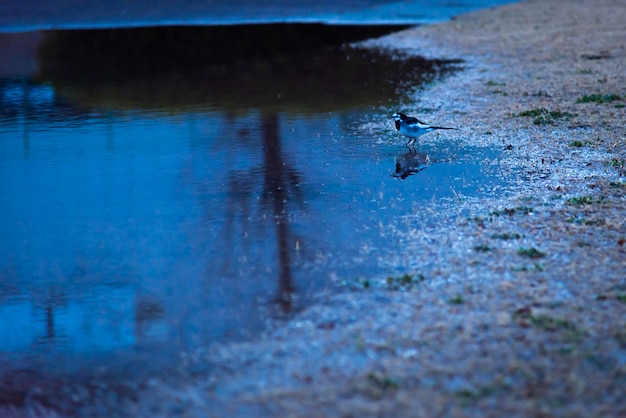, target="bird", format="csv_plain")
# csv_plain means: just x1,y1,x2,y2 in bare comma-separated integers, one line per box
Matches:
392,112,457,147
